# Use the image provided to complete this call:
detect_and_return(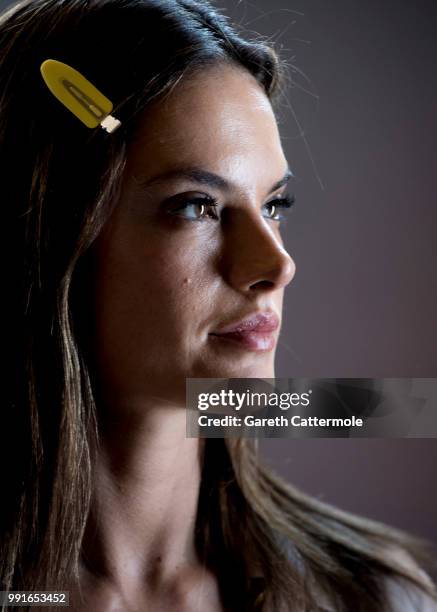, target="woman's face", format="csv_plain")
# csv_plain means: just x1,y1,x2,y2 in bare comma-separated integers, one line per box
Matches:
91,63,296,409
